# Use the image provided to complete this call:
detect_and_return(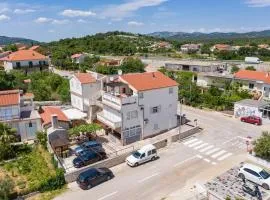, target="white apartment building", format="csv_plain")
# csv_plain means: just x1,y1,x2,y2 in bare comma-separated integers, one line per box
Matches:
96,71,178,145
0,90,42,141
0,49,48,72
